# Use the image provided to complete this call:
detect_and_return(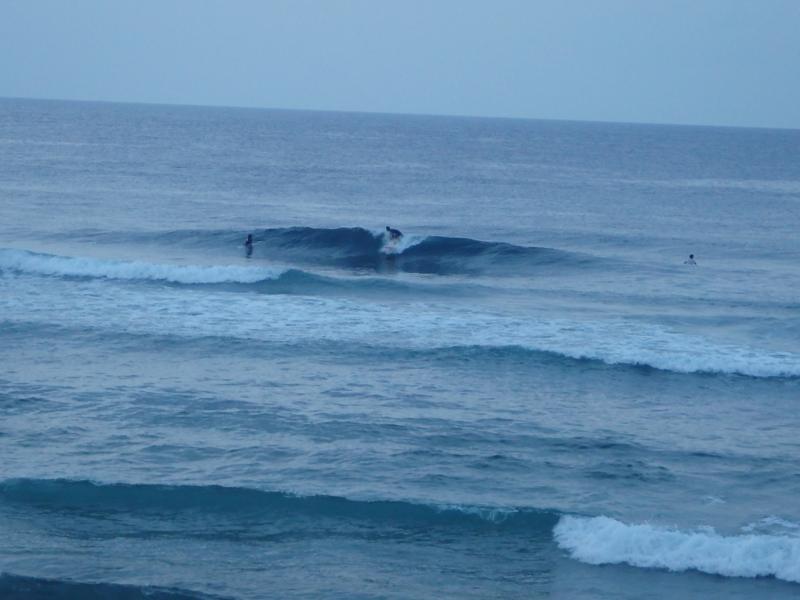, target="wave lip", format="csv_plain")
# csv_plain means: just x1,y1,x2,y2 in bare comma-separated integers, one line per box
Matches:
554,515,800,584
0,248,286,285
